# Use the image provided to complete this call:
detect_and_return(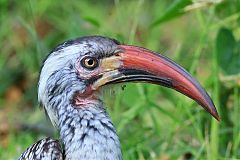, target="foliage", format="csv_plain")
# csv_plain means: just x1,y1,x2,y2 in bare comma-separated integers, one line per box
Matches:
0,0,239,159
